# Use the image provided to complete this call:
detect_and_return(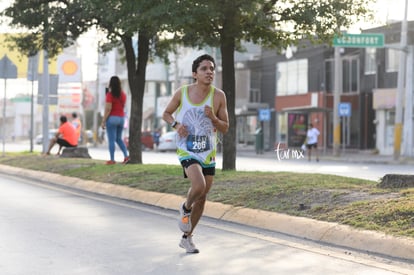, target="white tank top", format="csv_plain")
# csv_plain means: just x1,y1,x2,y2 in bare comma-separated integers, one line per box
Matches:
175,85,217,167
